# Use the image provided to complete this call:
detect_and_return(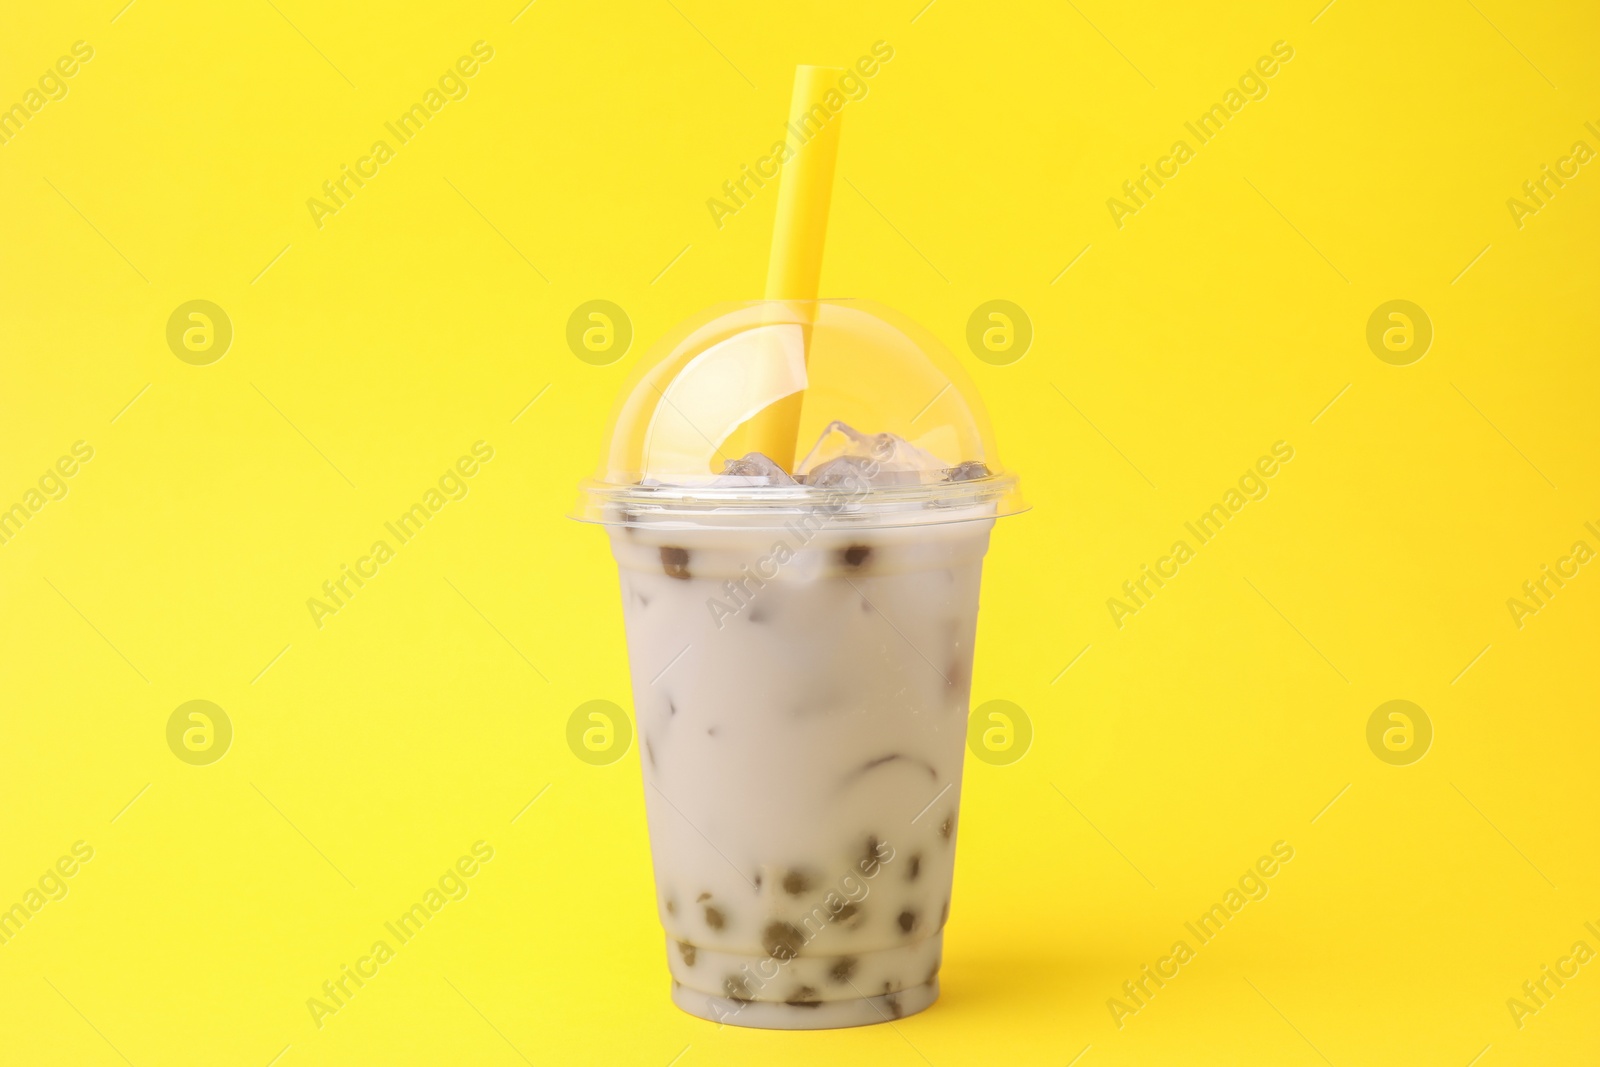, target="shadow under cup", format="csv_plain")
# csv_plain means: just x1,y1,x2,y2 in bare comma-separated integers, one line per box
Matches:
609,515,994,1029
